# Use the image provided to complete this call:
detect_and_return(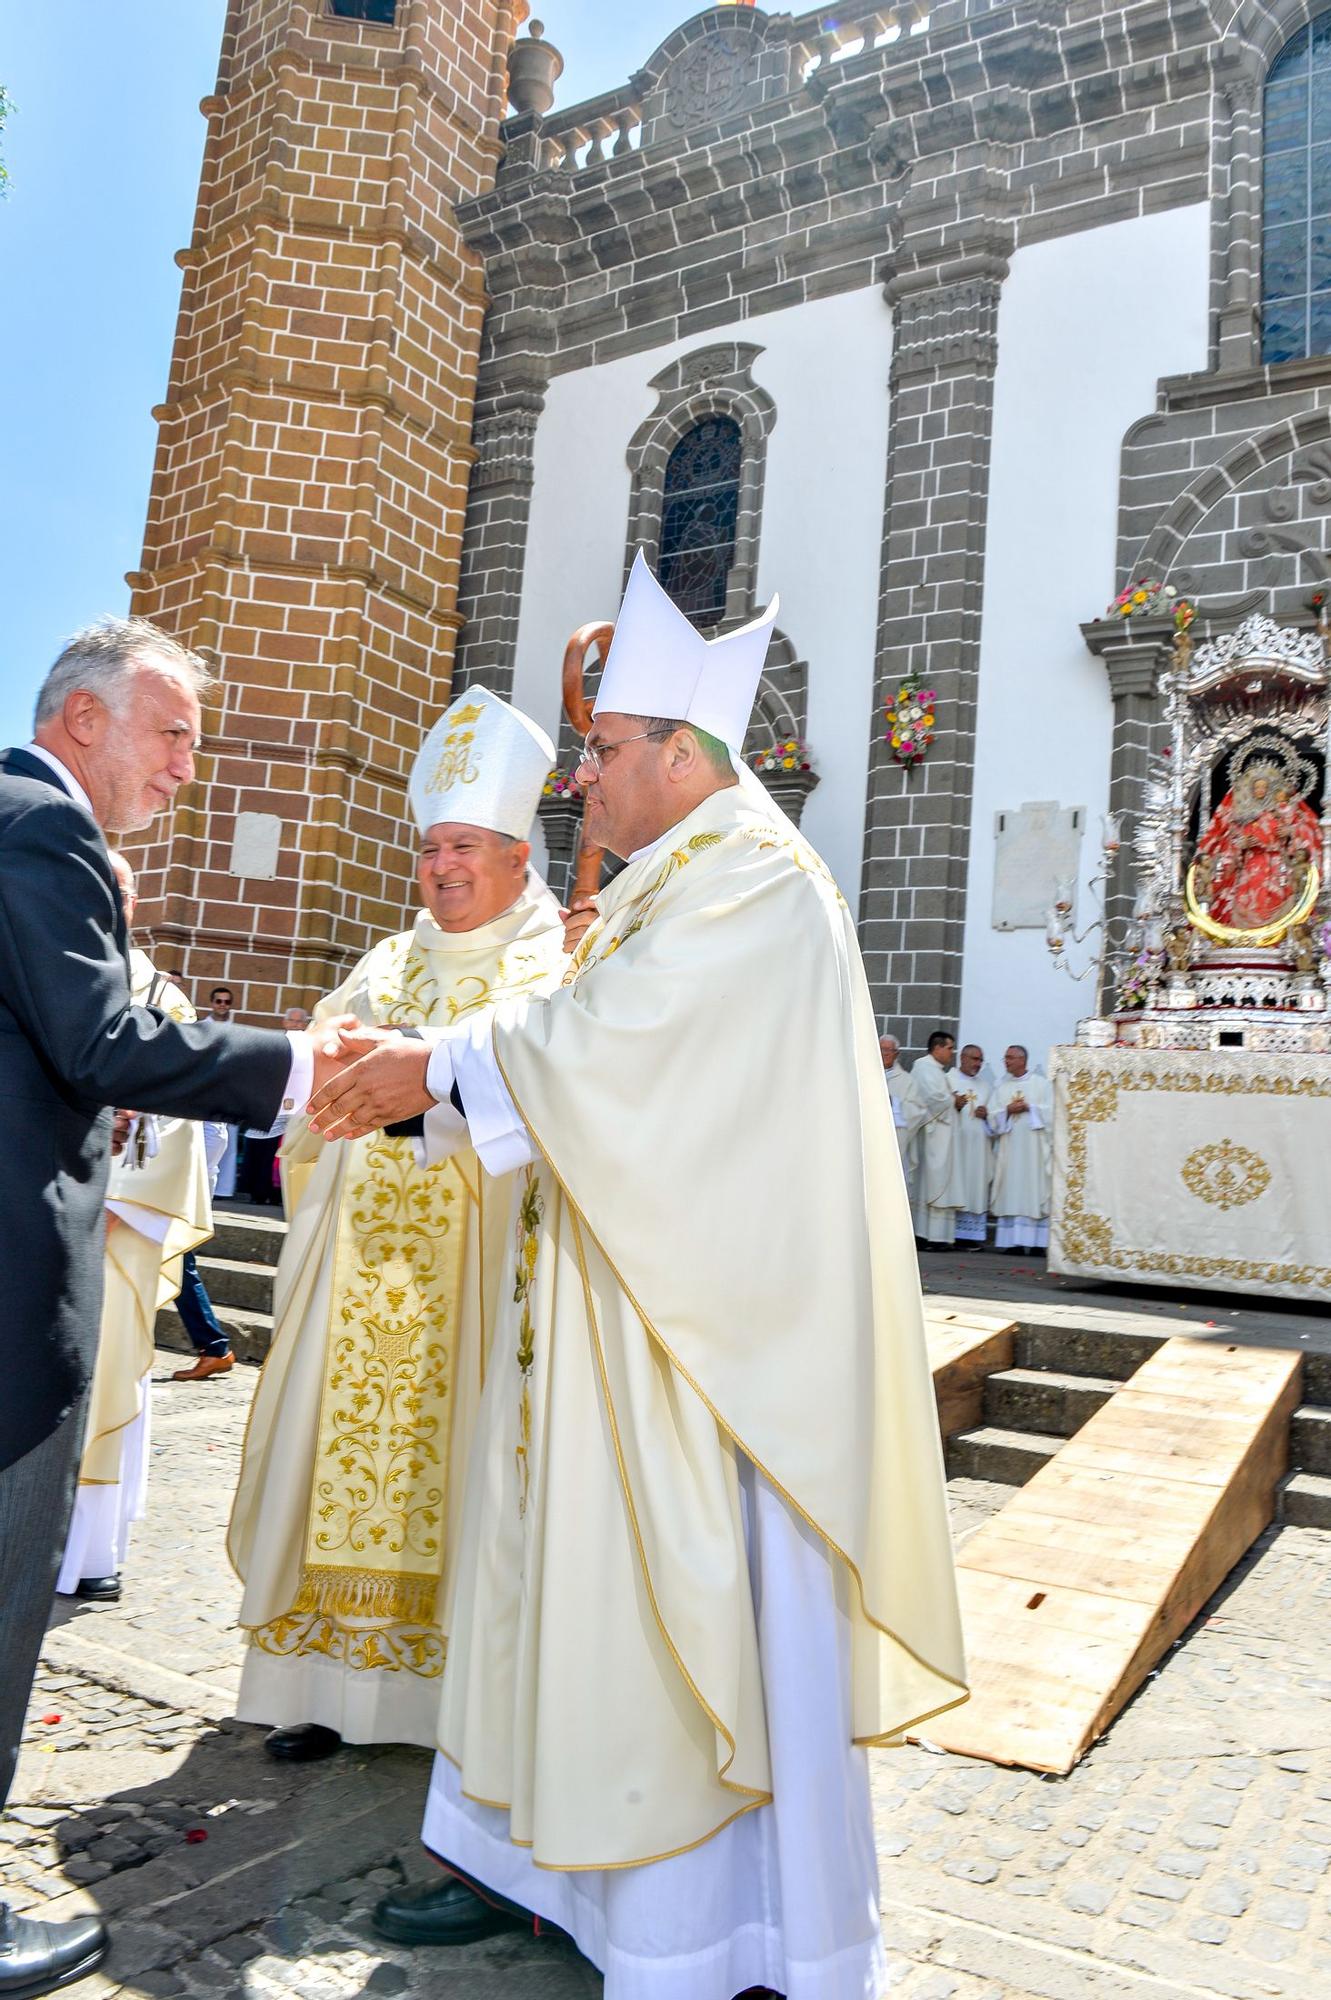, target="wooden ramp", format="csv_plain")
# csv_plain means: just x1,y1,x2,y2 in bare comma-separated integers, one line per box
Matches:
925,1338,1302,1774
925,1306,1015,1443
